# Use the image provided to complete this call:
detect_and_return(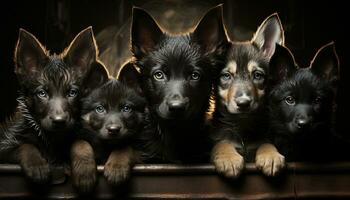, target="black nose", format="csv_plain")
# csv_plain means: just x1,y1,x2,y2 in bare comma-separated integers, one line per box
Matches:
167,100,188,111
106,125,121,135
295,118,310,129
51,115,67,126
235,97,251,109
167,94,189,111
